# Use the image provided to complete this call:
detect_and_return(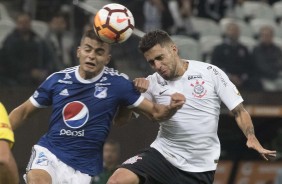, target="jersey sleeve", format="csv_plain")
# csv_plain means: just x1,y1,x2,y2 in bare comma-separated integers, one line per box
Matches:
142,75,156,102
117,78,144,109
210,65,243,111
0,103,14,148
29,73,55,108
